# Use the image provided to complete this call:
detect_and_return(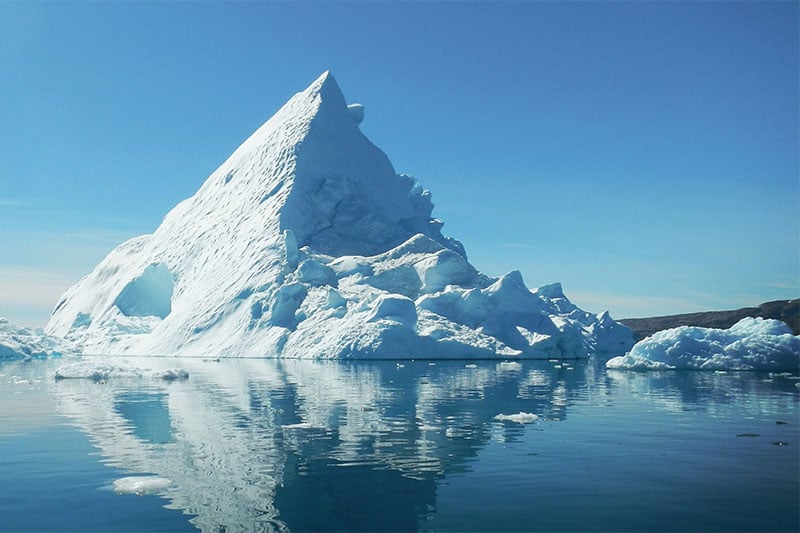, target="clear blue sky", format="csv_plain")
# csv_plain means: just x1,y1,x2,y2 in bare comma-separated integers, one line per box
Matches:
1,1,798,328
